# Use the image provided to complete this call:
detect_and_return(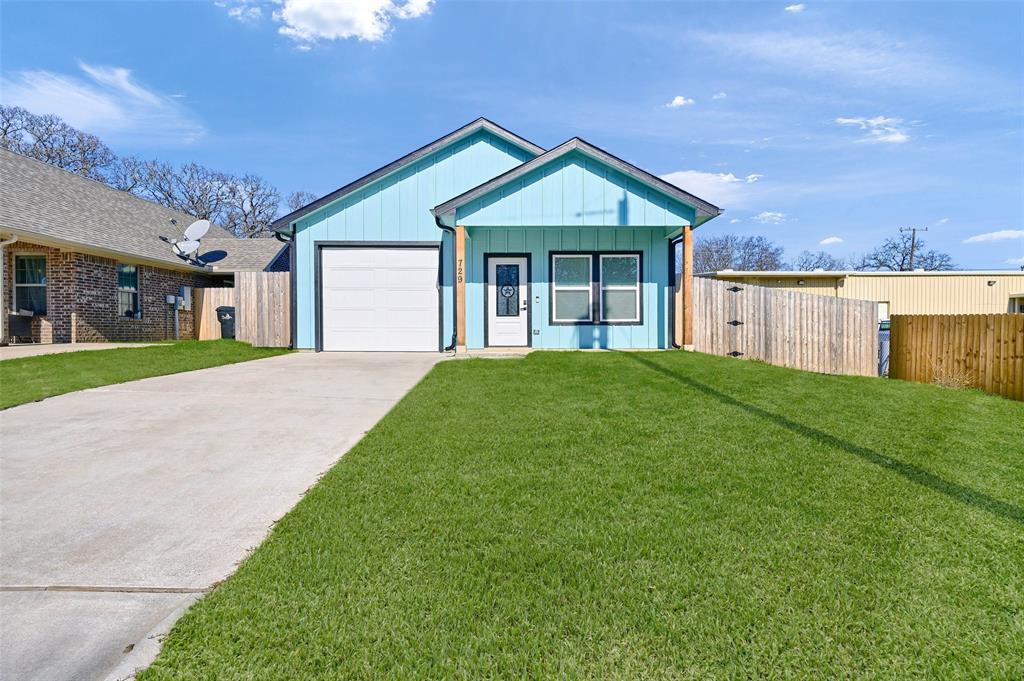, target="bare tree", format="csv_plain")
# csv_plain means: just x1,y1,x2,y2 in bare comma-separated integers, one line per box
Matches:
224,174,282,238
0,105,115,180
791,250,848,271
694,234,787,273
854,231,955,271
287,190,317,212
